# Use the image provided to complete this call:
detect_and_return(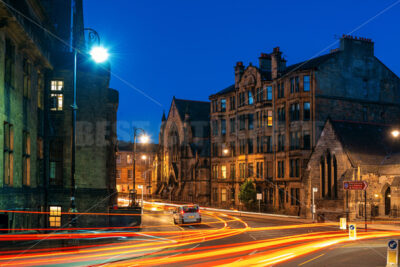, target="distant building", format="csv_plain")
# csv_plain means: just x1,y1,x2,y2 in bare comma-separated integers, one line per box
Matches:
209,35,400,214
306,119,400,220
156,97,211,204
116,141,158,206
0,0,118,229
